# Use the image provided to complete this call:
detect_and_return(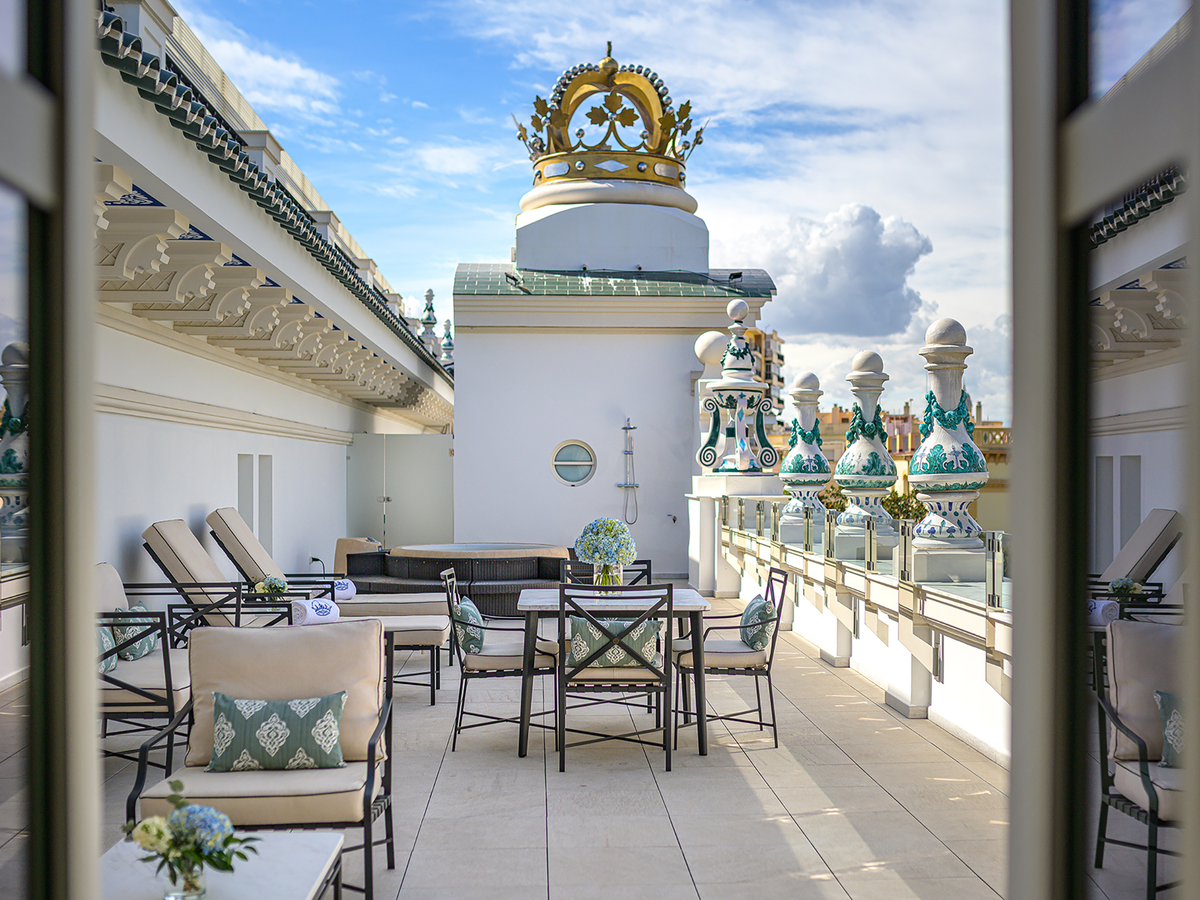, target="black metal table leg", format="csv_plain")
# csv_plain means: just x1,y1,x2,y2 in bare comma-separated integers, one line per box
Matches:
691,610,707,755
517,609,538,757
